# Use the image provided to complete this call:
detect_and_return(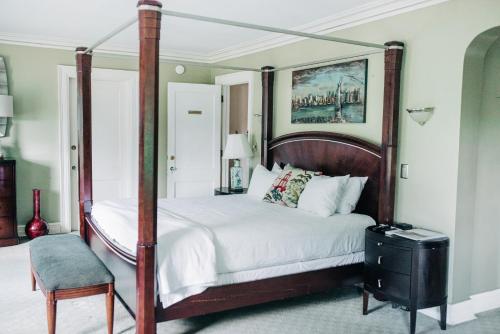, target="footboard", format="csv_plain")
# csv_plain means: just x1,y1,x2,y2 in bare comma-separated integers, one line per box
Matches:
85,215,137,317
157,263,363,321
